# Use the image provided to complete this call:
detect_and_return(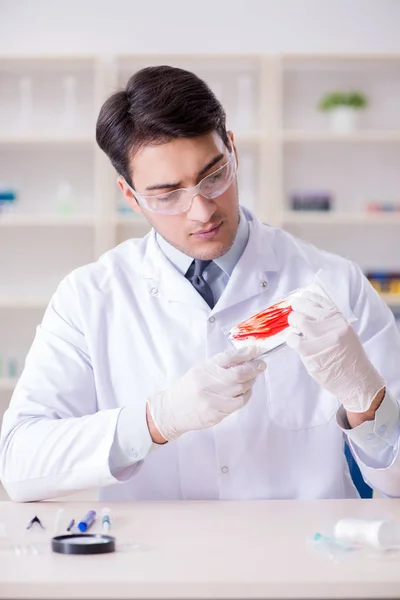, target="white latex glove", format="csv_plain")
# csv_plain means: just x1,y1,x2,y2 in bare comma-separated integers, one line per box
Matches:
147,346,267,441
286,291,385,413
